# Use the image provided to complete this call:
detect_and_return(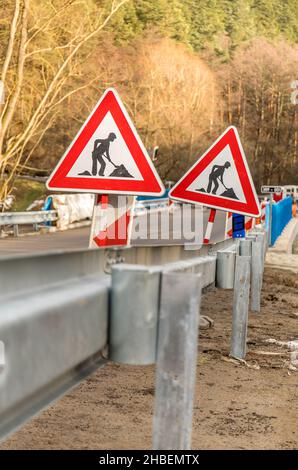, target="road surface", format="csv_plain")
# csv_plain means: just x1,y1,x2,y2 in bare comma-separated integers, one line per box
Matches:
0,227,90,257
